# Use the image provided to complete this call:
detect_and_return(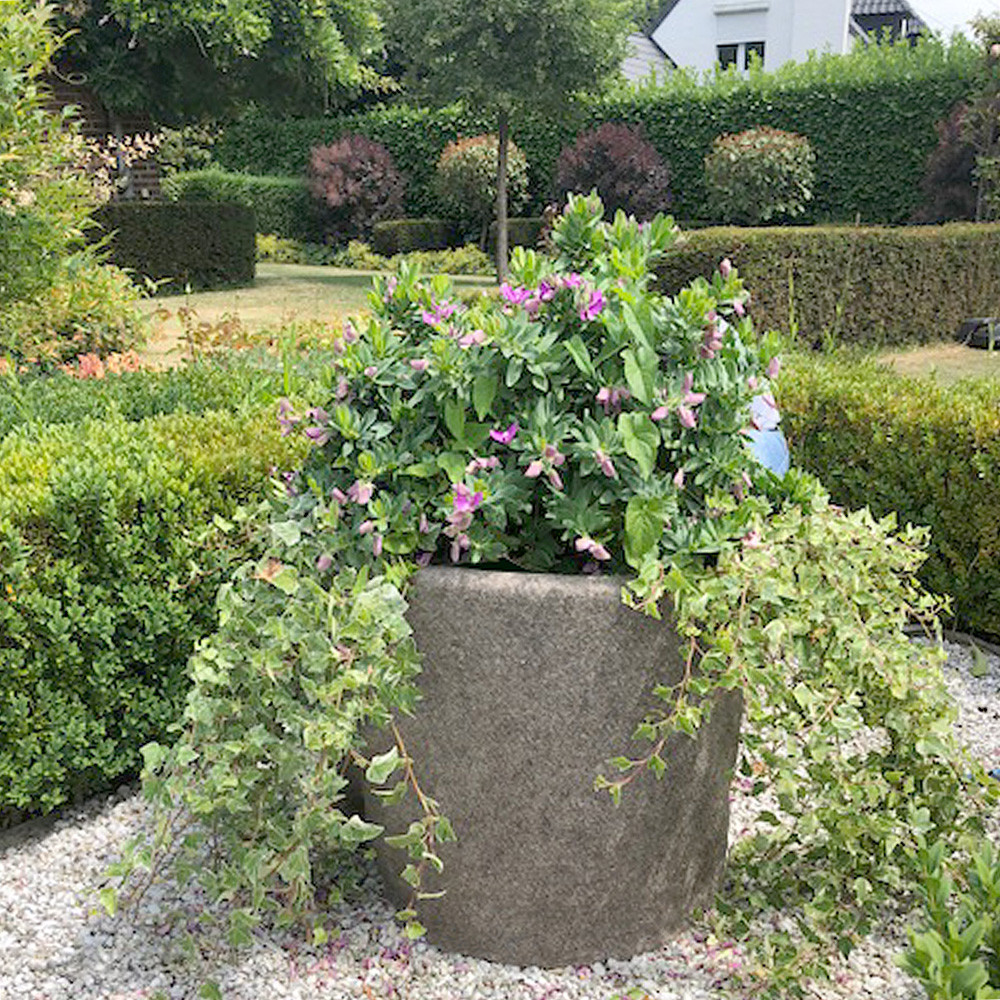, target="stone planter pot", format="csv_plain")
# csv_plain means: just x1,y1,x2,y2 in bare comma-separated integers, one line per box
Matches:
364,566,742,968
